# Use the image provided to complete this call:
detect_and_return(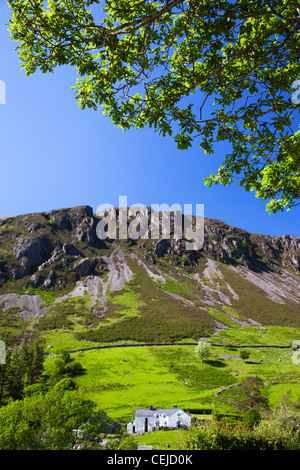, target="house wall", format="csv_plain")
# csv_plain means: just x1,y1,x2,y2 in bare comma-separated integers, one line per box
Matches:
137,416,156,433
155,412,169,428
127,409,191,434
127,416,156,434
169,411,191,428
